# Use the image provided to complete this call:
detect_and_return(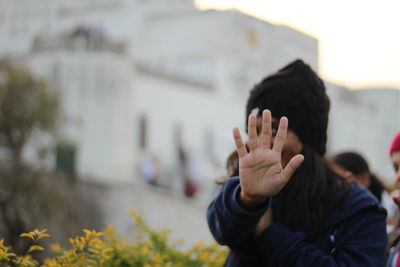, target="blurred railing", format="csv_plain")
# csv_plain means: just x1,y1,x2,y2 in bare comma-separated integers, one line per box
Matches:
32,32,126,54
